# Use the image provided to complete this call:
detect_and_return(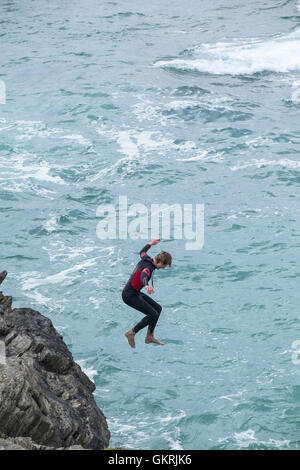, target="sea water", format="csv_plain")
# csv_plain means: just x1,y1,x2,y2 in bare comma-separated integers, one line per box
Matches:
1,0,300,449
